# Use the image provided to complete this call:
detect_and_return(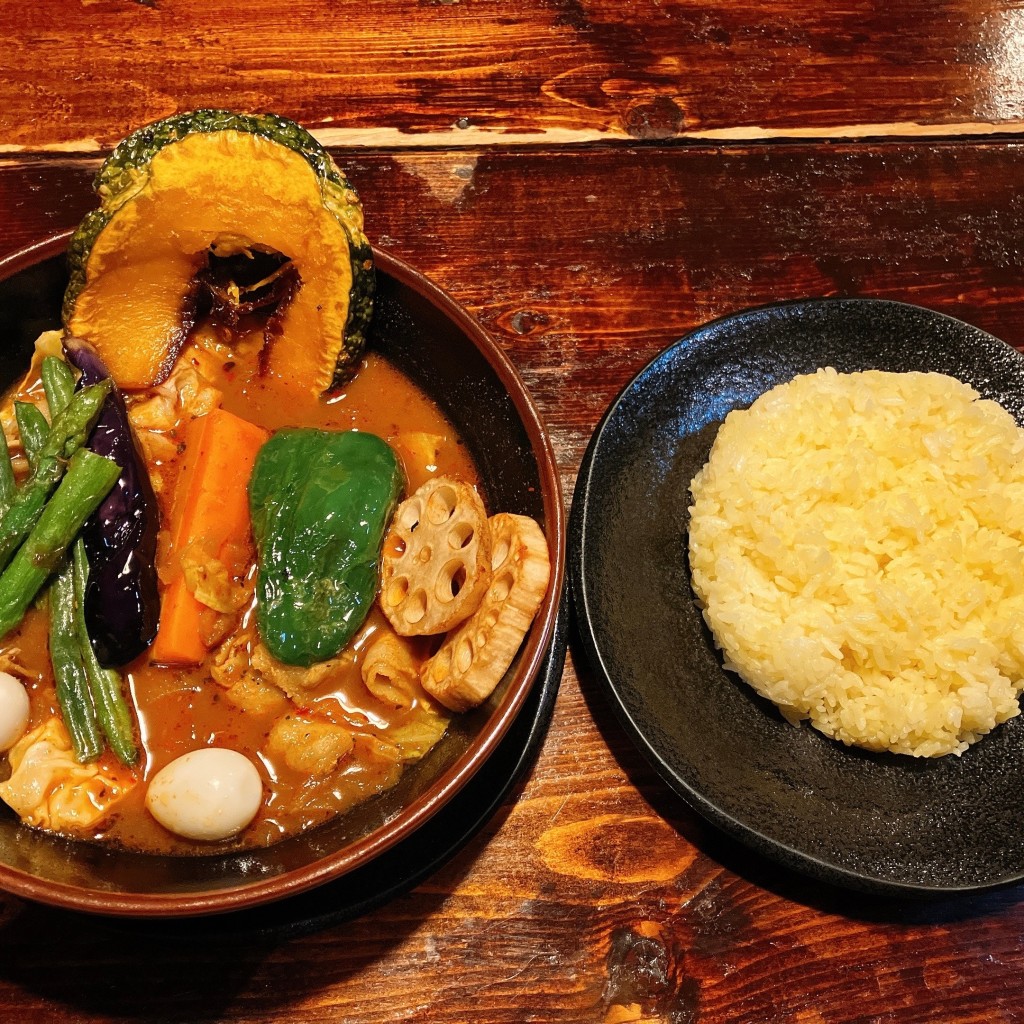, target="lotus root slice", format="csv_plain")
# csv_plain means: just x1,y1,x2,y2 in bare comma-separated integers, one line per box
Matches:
422,513,550,712
380,476,492,636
